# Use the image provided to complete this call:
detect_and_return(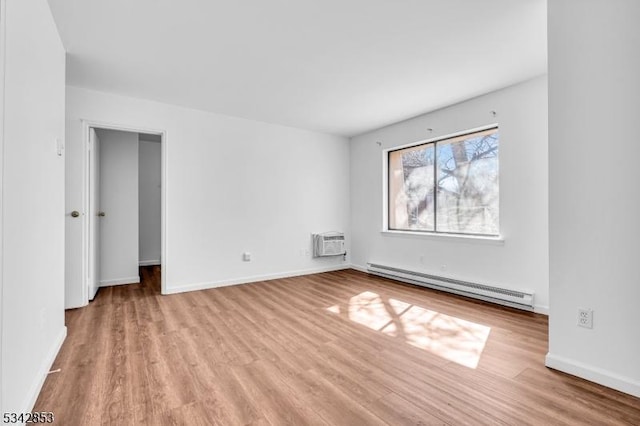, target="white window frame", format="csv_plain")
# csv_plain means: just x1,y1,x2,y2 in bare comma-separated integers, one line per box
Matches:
382,124,503,242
